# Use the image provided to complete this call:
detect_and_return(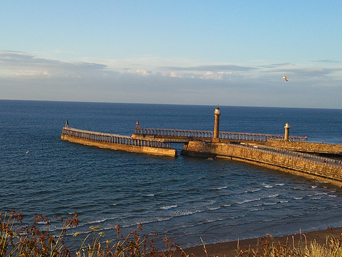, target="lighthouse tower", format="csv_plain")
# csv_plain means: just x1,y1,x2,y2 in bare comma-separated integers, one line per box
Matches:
284,122,291,141
213,107,221,142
